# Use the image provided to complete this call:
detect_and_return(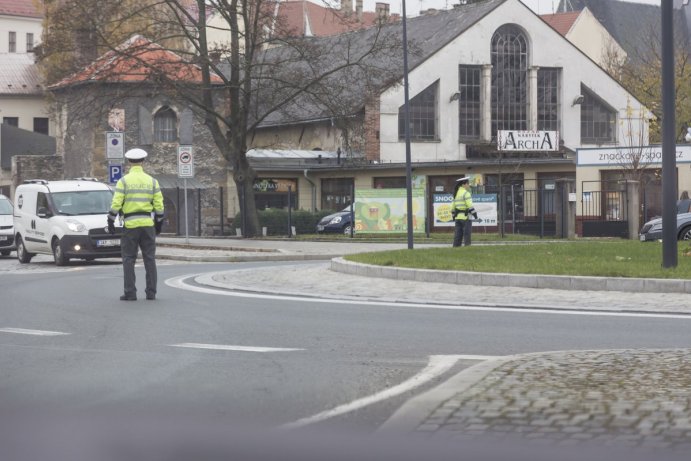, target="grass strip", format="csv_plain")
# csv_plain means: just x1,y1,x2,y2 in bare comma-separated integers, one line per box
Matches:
345,240,691,279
